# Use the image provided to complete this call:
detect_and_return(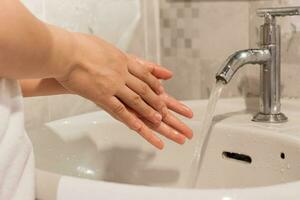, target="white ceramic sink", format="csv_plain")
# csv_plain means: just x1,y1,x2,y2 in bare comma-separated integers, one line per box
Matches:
28,98,300,199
